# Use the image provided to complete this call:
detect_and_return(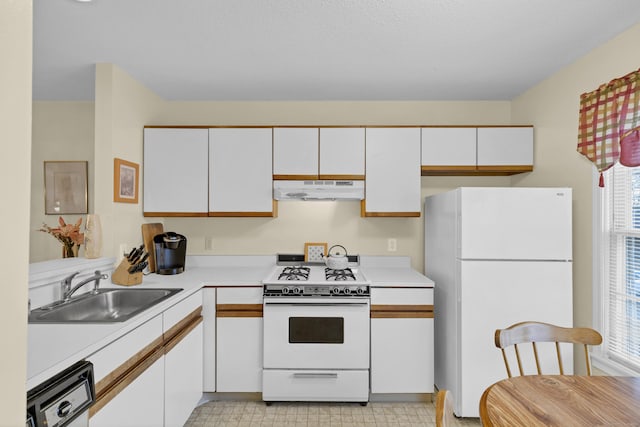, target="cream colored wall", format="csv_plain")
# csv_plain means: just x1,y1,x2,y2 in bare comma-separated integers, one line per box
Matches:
94,63,165,260
158,100,513,271
511,23,640,372
1,0,31,425
31,102,94,262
